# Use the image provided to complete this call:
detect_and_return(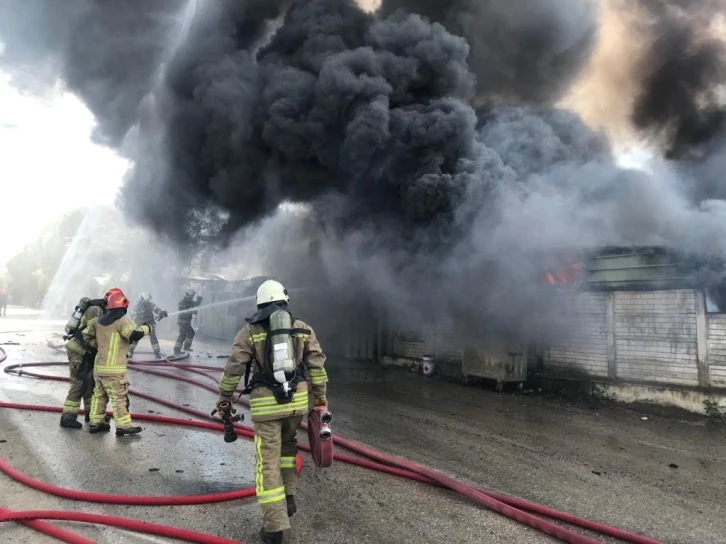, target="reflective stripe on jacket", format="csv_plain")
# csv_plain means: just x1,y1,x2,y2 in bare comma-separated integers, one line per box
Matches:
66,305,102,355
218,318,328,422
82,316,149,376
